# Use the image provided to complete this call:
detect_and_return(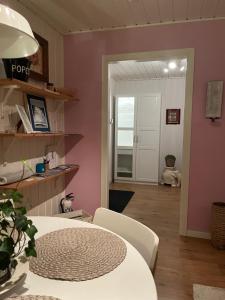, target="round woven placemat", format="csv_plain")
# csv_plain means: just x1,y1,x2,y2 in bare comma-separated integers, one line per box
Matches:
30,227,127,281
6,296,61,300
